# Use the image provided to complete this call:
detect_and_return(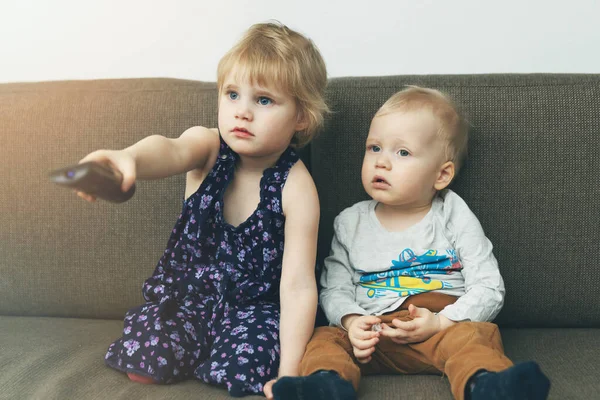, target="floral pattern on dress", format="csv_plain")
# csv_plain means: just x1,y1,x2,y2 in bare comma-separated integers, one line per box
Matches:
105,137,298,397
